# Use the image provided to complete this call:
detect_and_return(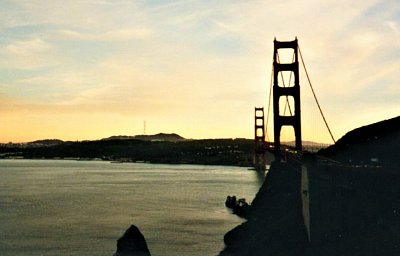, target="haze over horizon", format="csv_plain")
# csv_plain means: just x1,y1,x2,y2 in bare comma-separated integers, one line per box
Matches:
0,0,399,143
